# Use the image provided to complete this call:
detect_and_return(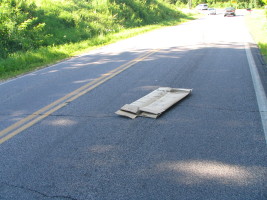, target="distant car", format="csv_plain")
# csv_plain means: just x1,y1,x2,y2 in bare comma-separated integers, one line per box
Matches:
224,7,236,17
196,4,208,10
208,8,216,15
